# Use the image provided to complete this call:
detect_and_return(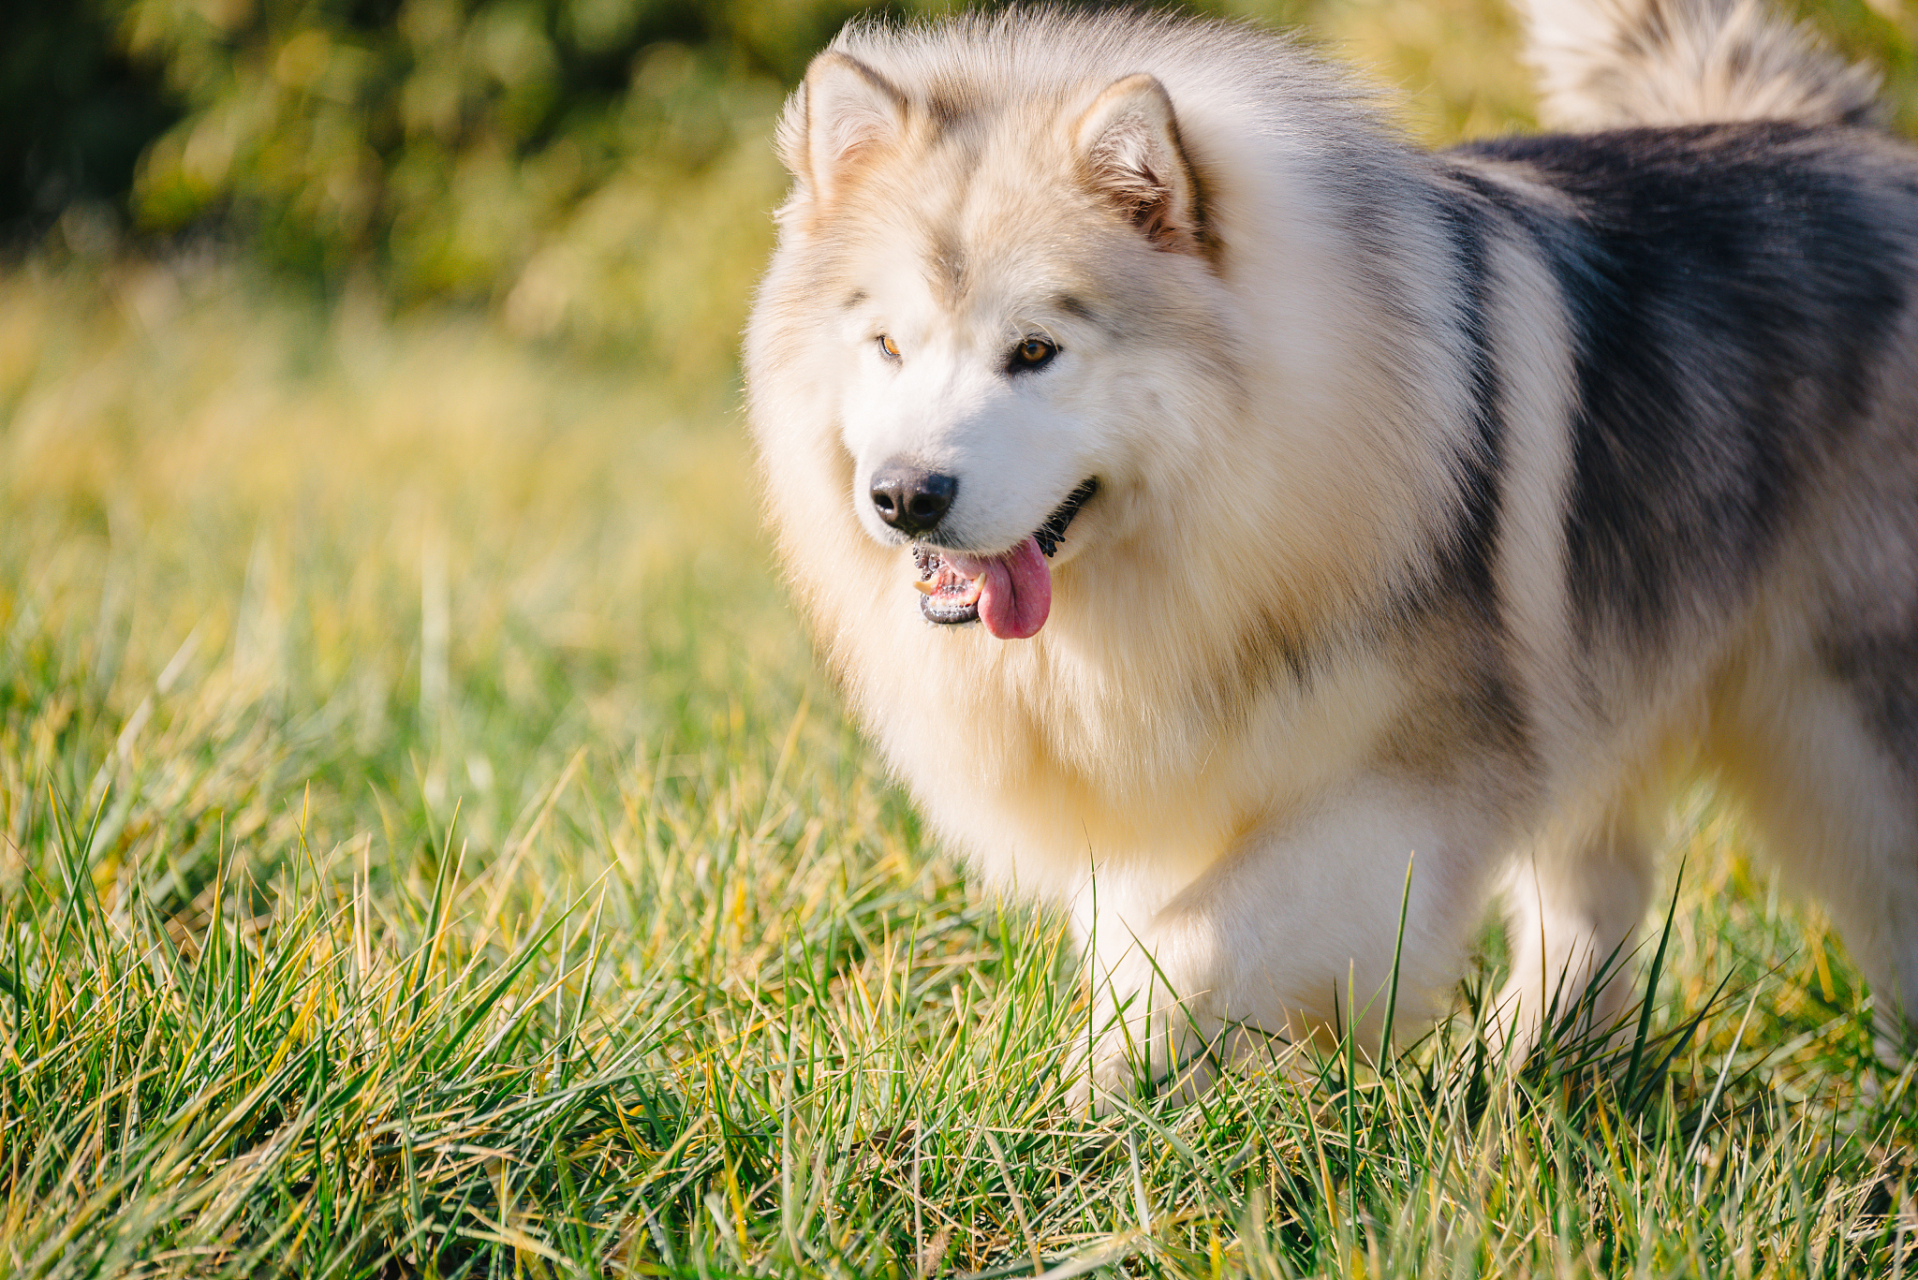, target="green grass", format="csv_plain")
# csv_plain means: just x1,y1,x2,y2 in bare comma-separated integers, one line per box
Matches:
5,239,1917,1280
9,0,1918,1269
